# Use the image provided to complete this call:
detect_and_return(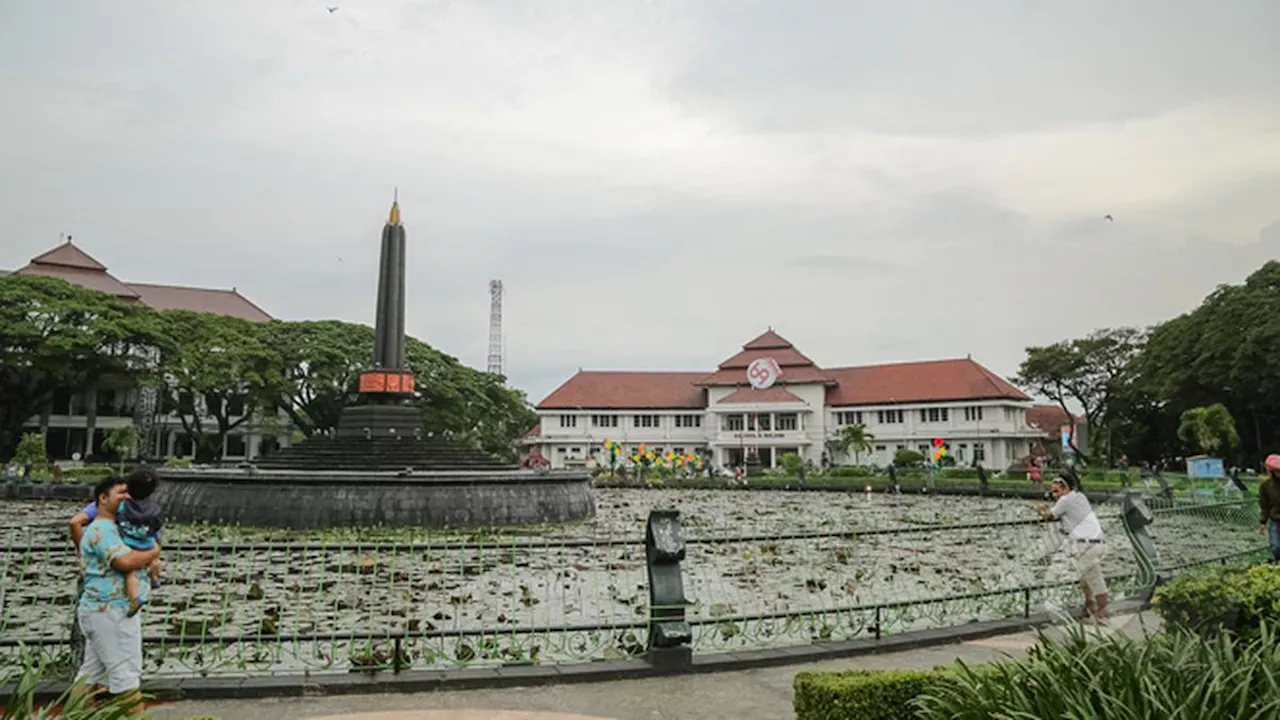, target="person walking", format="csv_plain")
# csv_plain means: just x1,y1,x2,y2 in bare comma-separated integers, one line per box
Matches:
1258,455,1280,562
1037,474,1110,622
